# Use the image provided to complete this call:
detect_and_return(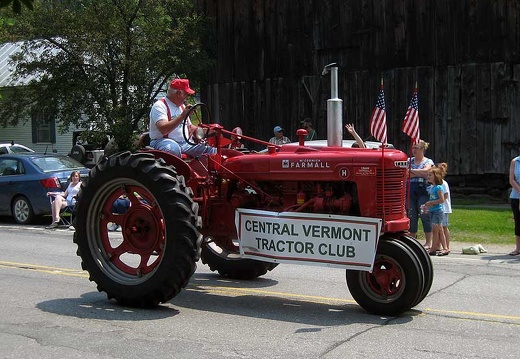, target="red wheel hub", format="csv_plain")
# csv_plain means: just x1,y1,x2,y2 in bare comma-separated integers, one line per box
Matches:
366,257,403,297
100,187,165,276
123,205,163,252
